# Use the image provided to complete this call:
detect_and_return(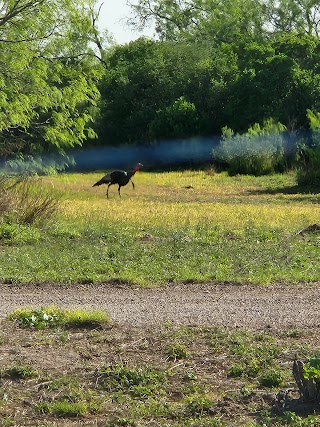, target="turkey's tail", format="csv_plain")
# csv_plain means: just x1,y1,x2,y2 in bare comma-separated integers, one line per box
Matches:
92,174,111,187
